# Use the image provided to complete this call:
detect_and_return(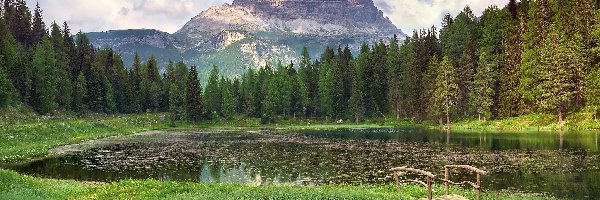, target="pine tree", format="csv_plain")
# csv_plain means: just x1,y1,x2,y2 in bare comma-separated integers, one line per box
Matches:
204,65,221,117
50,22,72,110
220,77,235,119
288,63,302,119
11,0,32,49
538,24,584,125
398,37,415,119
30,37,58,114
433,56,458,129
318,60,333,119
470,52,497,122
186,65,203,122
349,60,365,123
498,1,527,118
73,72,87,112
356,43,374,116
0,17,29,103
168,61,188,120
31,2,45,45
425,56,443,125
508,0,518,19
519,0,553,112
0,63,16,107
386,35,402,119
103,76,116,113
330,49,346,119
371,40,388,115
588,11,600,120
